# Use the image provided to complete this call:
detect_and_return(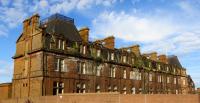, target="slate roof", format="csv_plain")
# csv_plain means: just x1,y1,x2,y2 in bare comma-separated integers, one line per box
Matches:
41,13,82,42
167,55,182,68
